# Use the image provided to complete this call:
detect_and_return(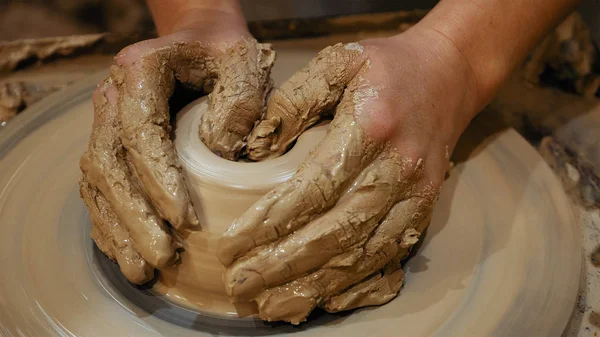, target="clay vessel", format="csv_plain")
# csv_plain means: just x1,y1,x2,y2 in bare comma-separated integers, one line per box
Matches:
152,97,328,317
